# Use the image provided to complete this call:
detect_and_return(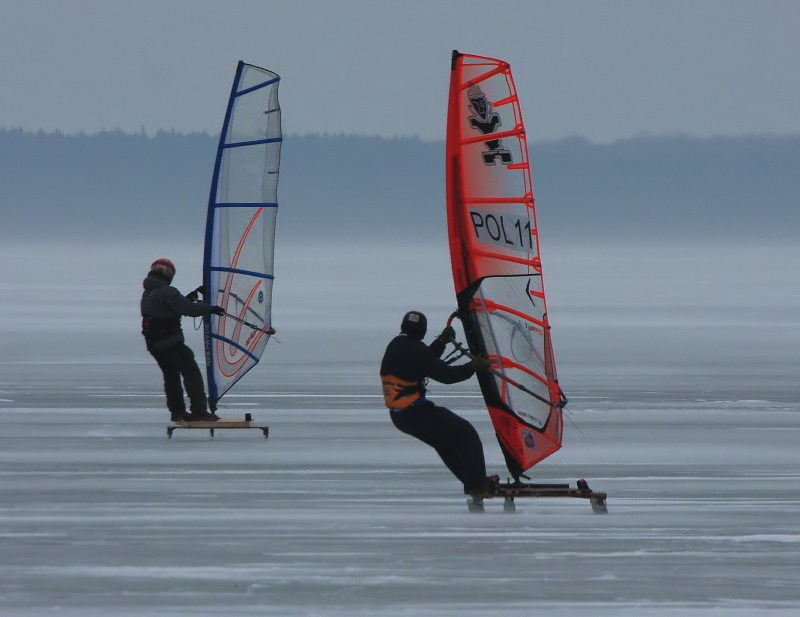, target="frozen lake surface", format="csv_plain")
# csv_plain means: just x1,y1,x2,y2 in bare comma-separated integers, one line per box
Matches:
1,242,799,614
1,362,799,616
